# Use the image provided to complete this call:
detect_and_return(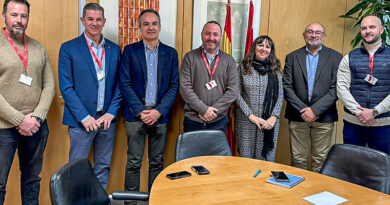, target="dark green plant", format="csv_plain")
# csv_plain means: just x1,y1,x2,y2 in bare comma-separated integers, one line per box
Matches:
339,0,390,47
